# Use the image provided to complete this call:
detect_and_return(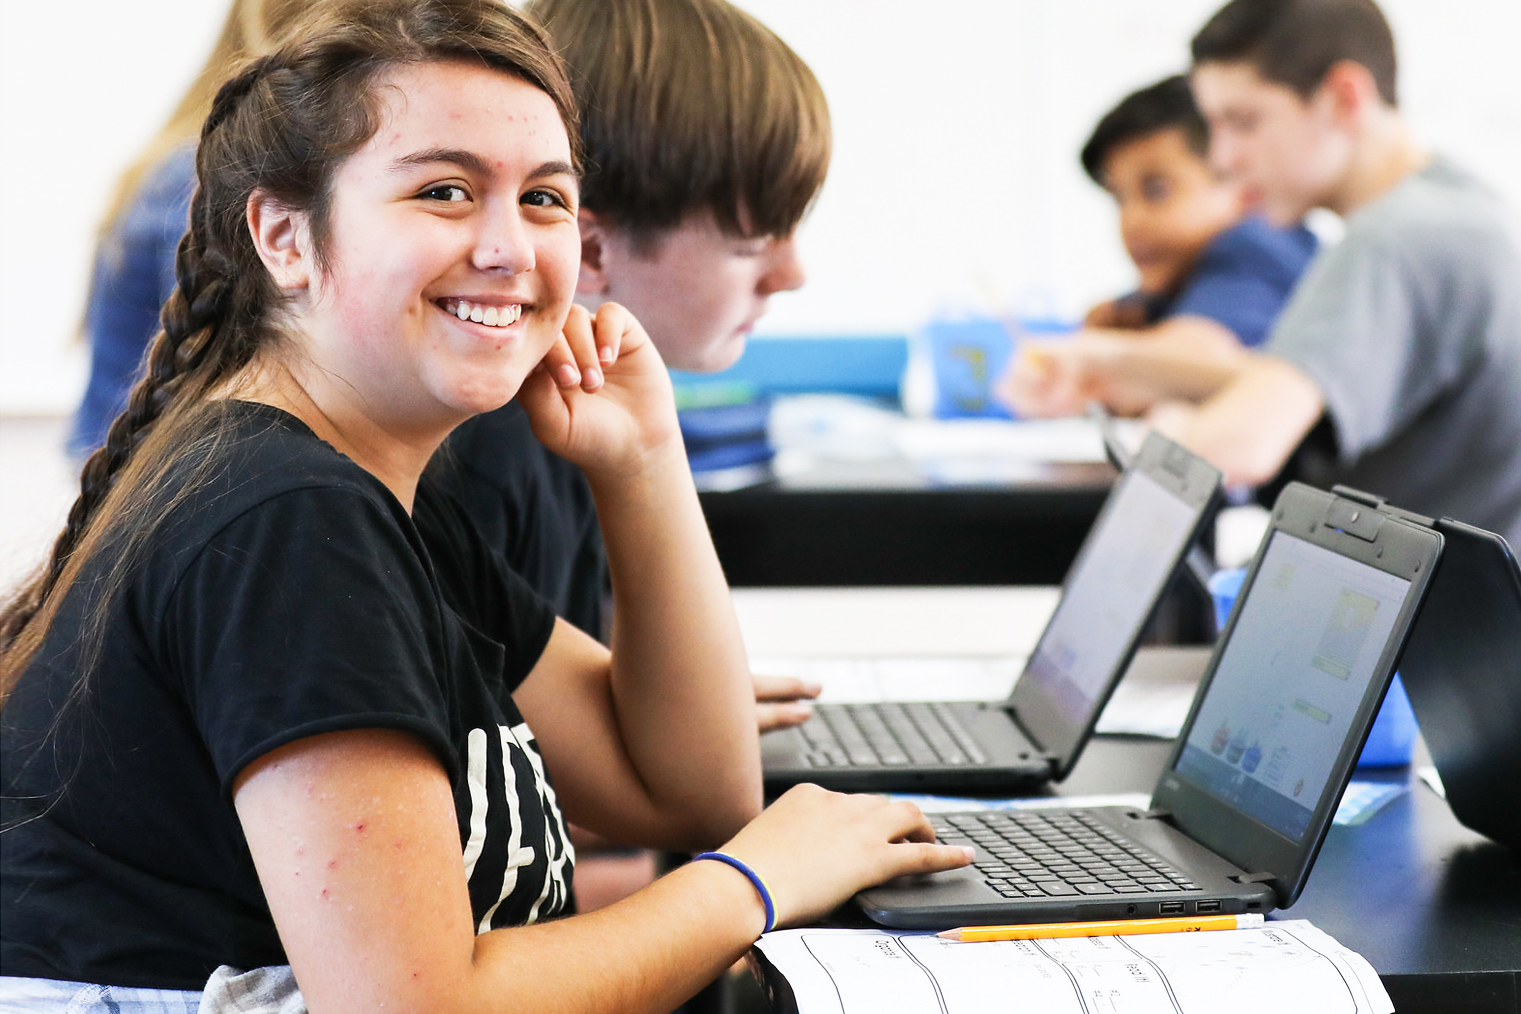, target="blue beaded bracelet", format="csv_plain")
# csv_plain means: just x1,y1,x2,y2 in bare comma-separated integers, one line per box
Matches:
694,851,776,933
